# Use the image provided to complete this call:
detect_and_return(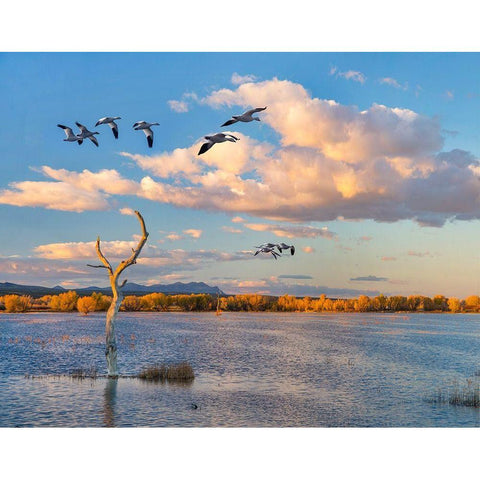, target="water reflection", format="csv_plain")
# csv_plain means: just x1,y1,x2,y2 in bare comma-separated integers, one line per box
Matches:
103,378,117,428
